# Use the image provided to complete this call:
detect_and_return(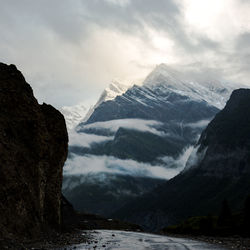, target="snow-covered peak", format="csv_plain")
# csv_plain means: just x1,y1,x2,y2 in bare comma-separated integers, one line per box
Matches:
143,63,245,109
61,103,91,130
102,80,130,102
61,80,130,130
94,80,130,108
144,64,185,88
106,80,129,100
